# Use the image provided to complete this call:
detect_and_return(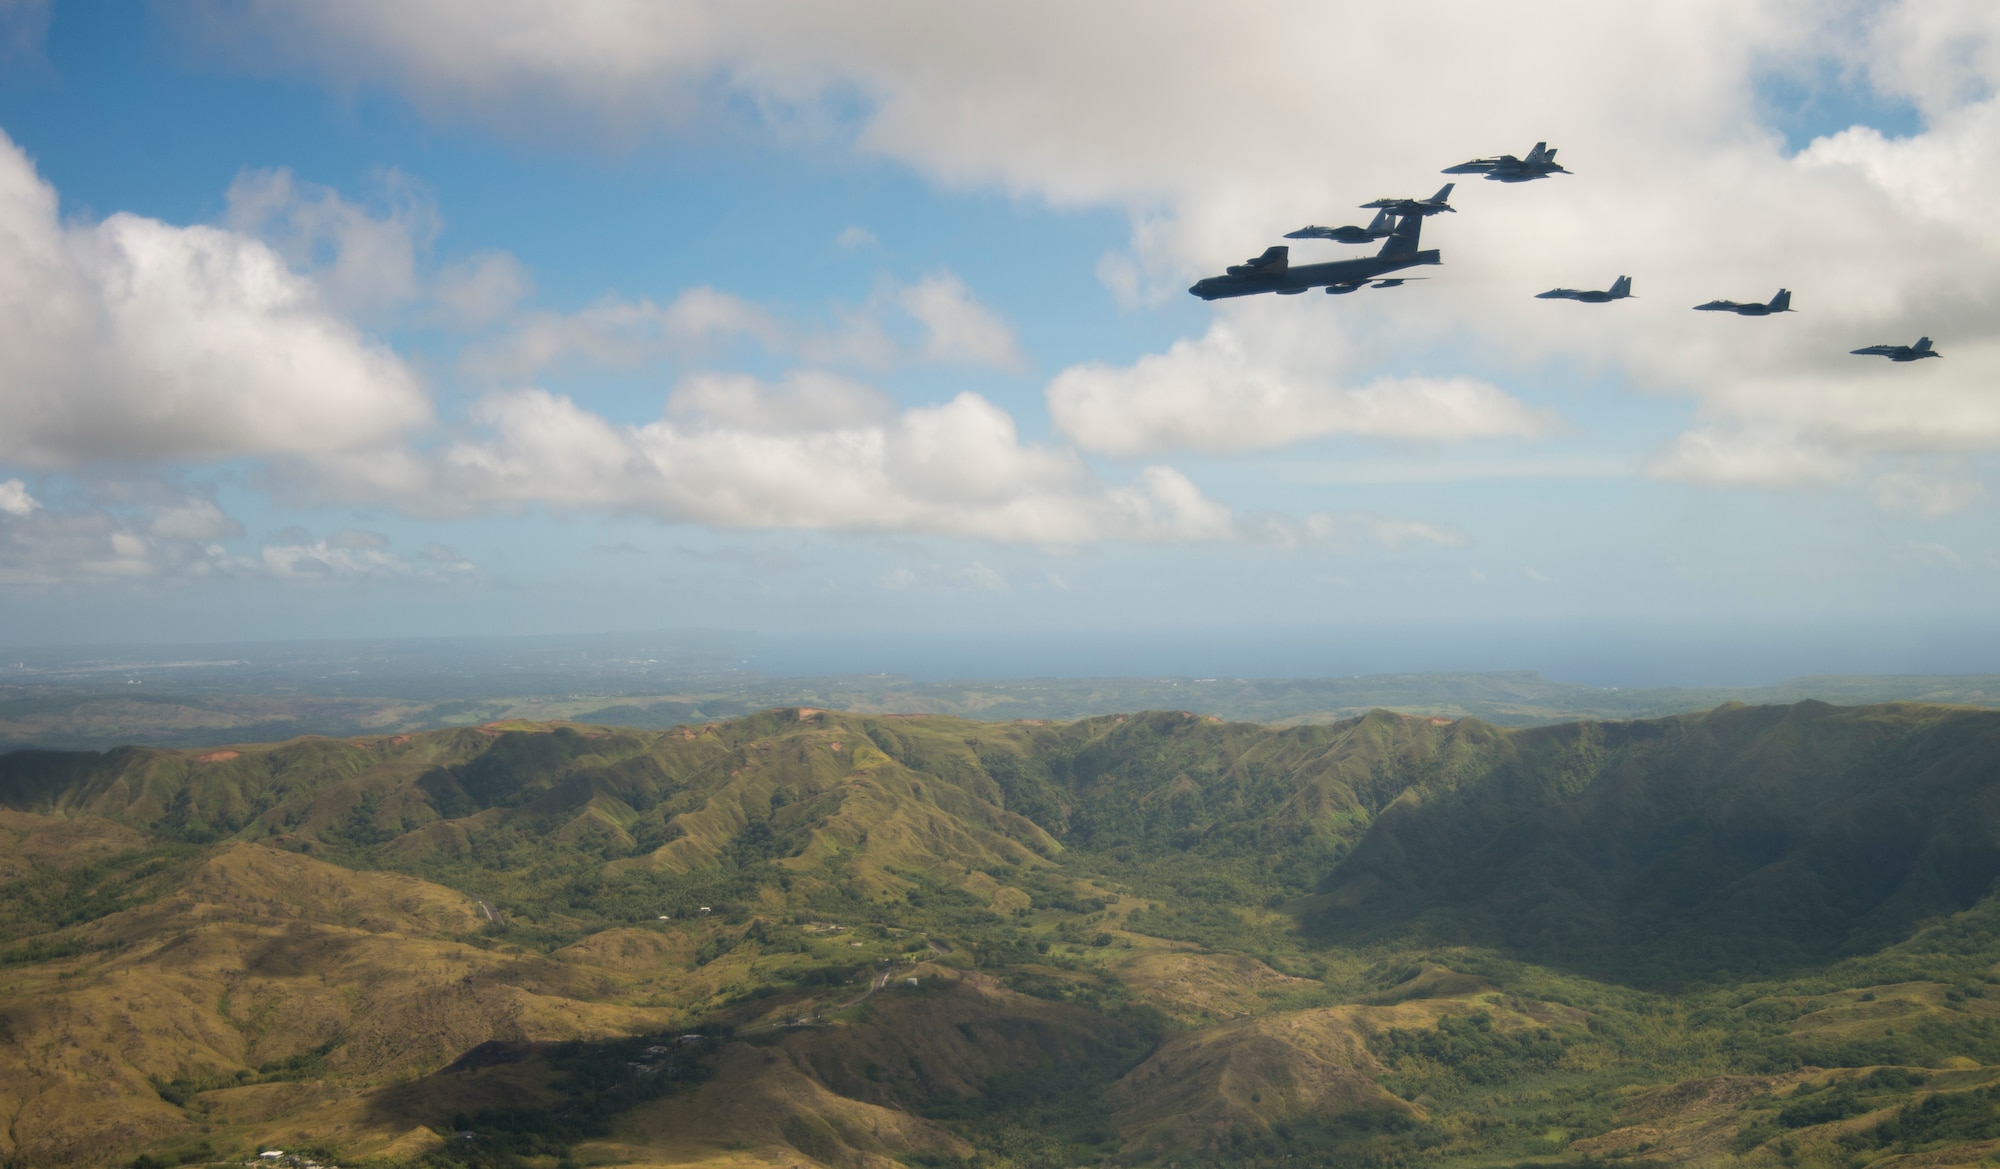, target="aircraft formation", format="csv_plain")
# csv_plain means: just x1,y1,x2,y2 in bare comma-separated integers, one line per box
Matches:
1189,141,1942,362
